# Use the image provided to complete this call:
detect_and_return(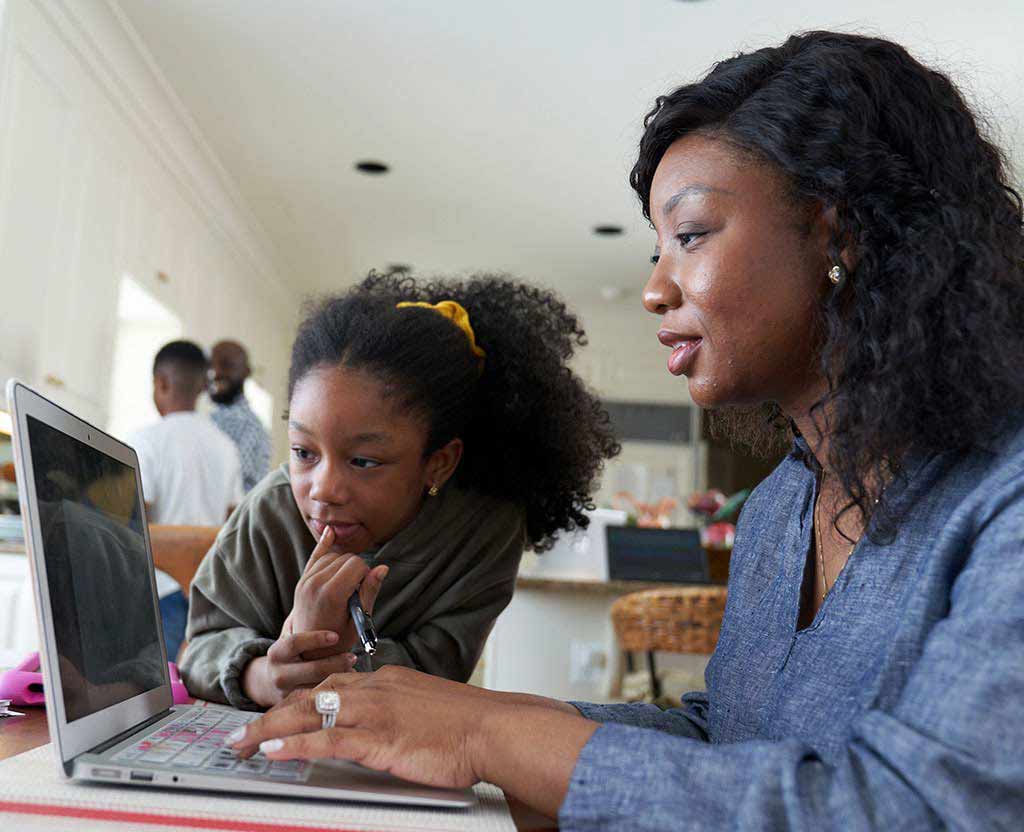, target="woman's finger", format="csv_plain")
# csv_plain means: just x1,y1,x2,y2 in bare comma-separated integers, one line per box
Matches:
258,726,377,766
359,565,389,615
232,691,320,752
234,674,369,750
267,629,340,662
